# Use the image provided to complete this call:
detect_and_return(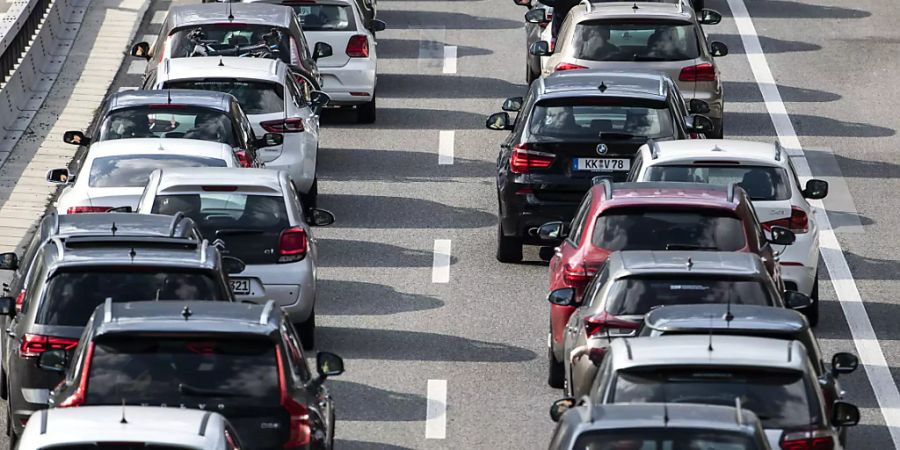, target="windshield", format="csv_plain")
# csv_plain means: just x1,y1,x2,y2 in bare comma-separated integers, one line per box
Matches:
592,208,746,251
605,277,774,315
89,155,227,188
85,337,279,406
98,107,237,147
293,5,355,31
38,270,222,326
572,428,759,450
611,369,817,429
573,20,700,62
168,25,290,63
529,101,674,140
163,80,285,115
645,165,791,201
